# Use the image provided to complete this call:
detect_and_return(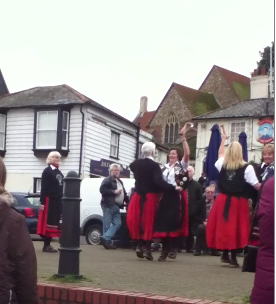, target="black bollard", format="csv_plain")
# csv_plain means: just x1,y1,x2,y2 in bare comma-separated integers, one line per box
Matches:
56,171,82,278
